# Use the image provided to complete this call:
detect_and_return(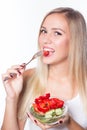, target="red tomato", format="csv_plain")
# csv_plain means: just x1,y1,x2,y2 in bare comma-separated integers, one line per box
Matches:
57,100,64,108
35,97,42,104
43,51,49,56
39,93,50,99
49,98,64,109
33,93,64,113
36,99,50,113
35,93,50,104
45,93,50,99
49,98,58,109
33,103,44,114
33,103,40,113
